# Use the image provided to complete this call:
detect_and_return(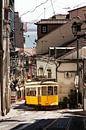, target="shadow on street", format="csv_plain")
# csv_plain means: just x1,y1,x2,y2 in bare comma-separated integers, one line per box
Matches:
13,103,36,111
10,115,86,130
